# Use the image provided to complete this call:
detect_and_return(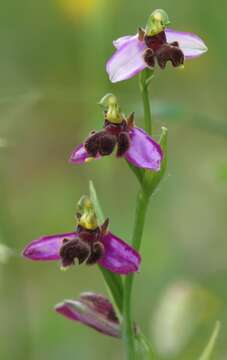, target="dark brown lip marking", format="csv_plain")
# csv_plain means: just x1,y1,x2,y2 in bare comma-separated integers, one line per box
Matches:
86,242,105,265
156,43,184,69
84,130,116,157
60,238,90,267
116,132,130,157
84,114,135,159
144,31,167,52
139,29,184,69
59,220,110,268
143,48,155,69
